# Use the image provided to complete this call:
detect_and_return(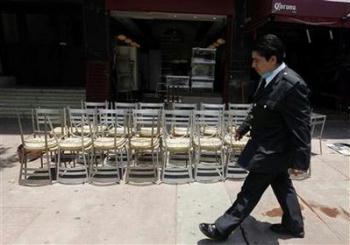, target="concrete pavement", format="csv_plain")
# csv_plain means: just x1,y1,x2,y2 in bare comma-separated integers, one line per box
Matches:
0,119,349,244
